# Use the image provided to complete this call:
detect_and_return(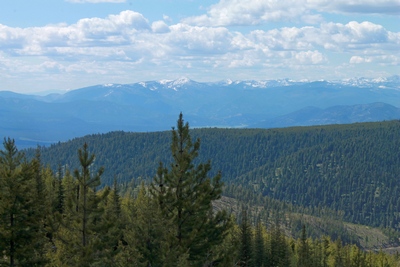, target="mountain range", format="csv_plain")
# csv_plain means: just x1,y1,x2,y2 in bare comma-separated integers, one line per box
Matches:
1,76,400,148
